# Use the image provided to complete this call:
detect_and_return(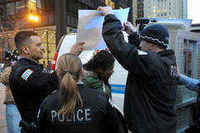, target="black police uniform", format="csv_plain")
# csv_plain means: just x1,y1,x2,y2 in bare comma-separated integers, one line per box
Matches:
9,58,58,132
38,83,127,133
103,14,177,133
